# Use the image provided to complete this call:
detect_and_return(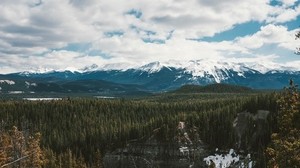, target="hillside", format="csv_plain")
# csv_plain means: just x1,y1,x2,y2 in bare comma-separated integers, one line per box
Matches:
0,78,151,97
173,83,253,93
